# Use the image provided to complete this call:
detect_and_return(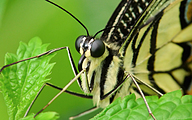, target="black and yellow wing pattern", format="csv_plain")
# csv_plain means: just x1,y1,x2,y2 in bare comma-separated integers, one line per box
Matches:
78,0,192,108
0,0,192,119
